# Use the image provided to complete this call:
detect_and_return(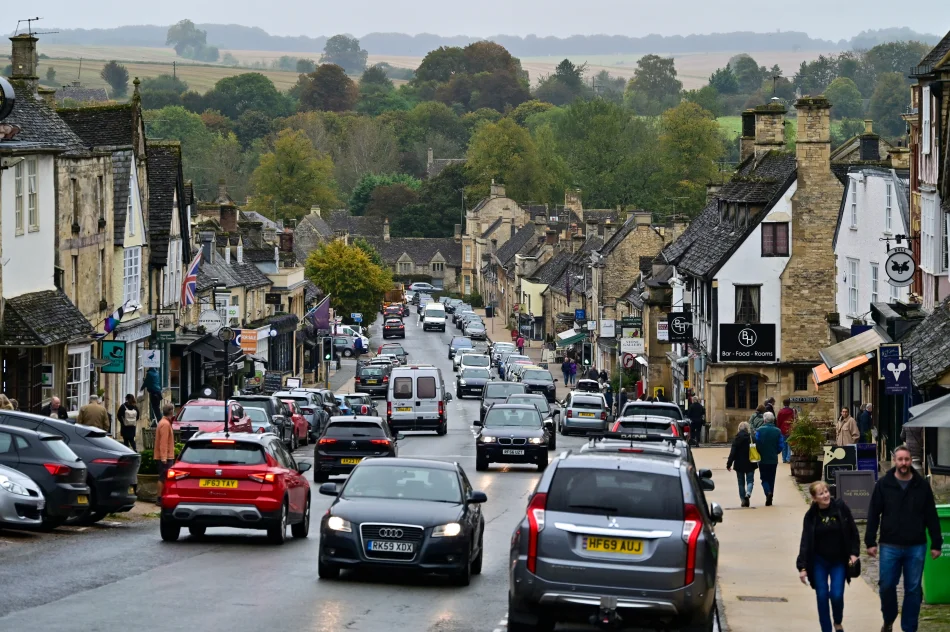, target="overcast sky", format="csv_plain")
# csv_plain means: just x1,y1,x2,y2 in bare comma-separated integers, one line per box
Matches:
23,0,950,41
